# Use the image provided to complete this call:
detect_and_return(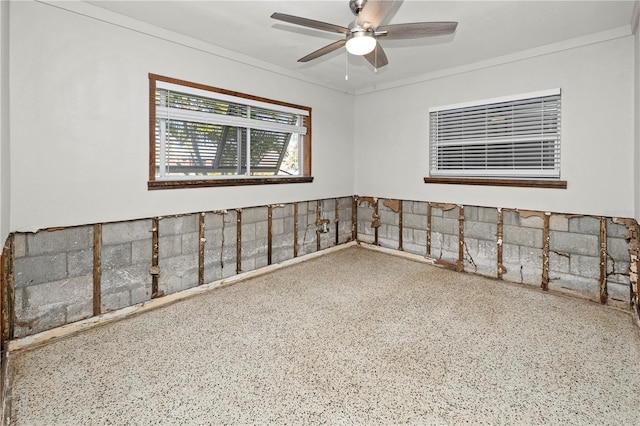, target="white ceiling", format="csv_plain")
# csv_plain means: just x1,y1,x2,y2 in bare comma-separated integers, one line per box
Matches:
87,0,637,93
